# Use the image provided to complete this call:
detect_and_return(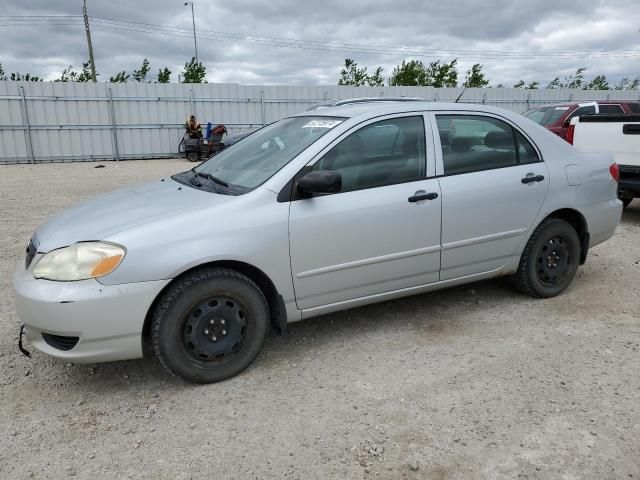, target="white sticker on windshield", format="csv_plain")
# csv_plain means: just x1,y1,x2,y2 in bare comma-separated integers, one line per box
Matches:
554,107,569,111
302,119,343,129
